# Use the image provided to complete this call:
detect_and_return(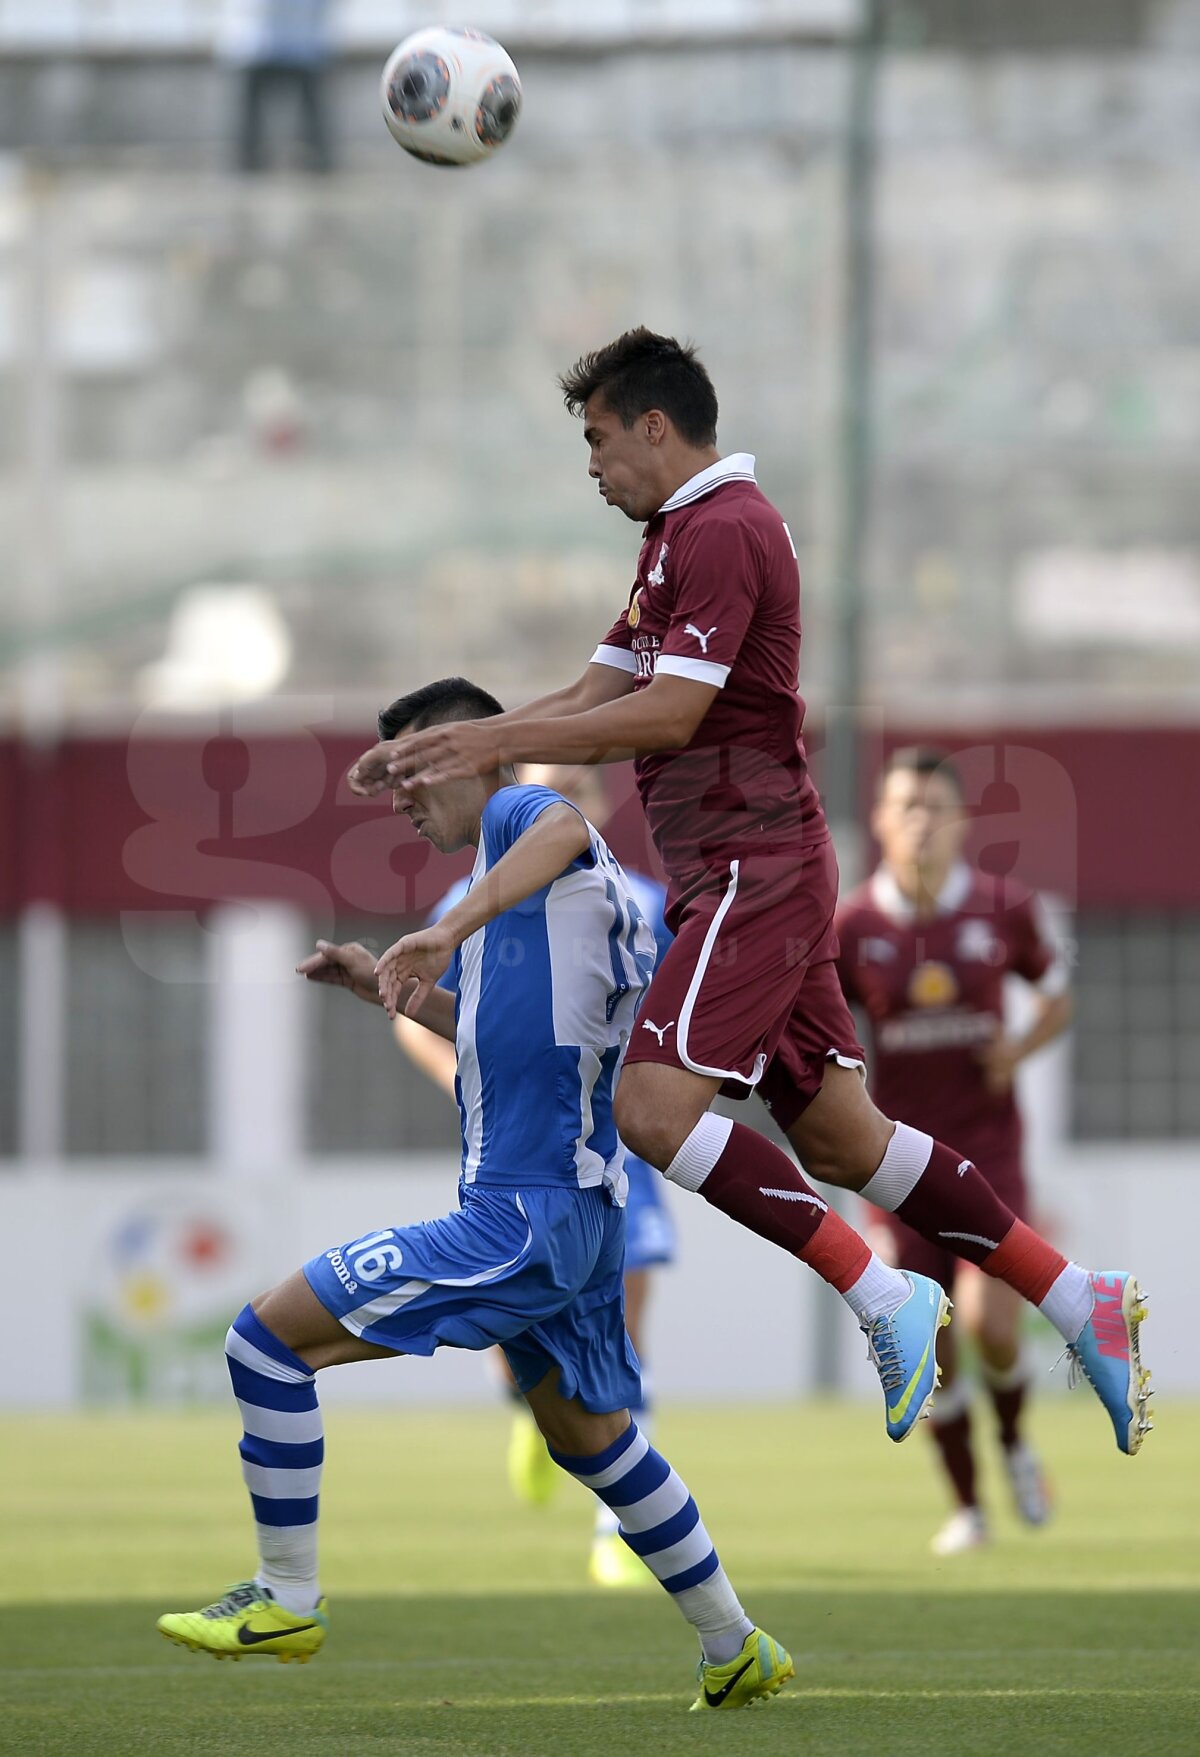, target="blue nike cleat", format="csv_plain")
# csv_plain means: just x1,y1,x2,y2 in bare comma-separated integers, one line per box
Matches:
862,1272,952,1443
1066,1272,1152,1455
